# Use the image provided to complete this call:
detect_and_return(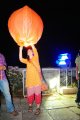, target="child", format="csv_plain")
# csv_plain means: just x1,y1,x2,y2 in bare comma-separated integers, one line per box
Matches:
19,45,42,115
